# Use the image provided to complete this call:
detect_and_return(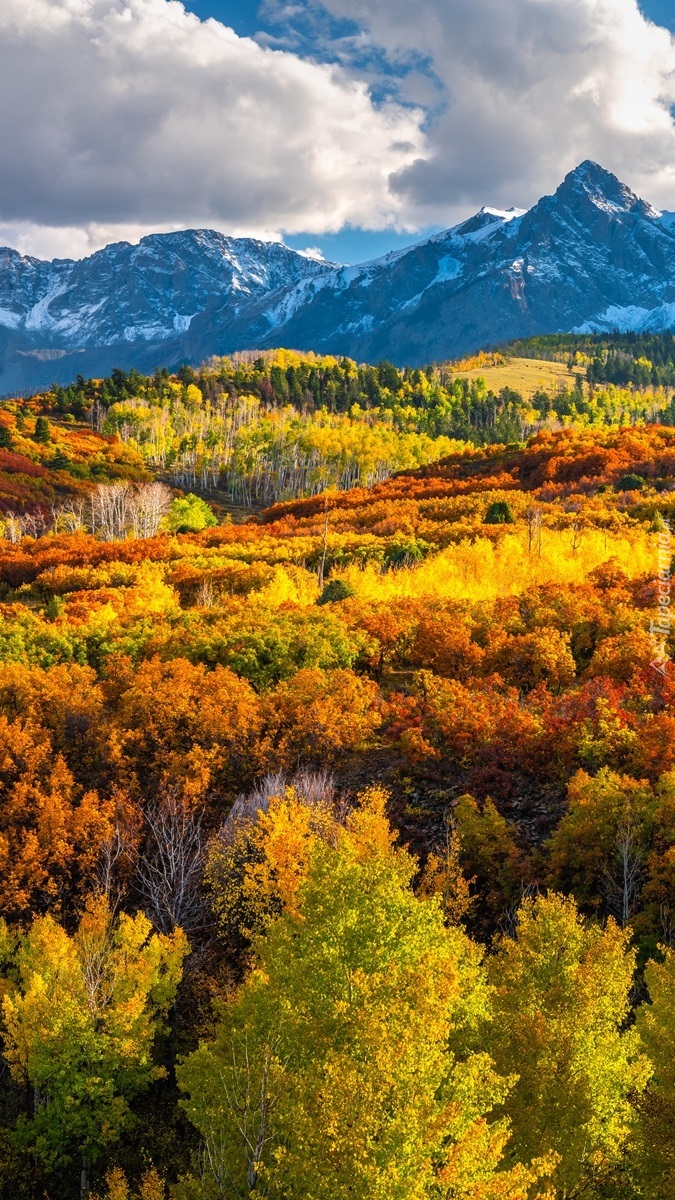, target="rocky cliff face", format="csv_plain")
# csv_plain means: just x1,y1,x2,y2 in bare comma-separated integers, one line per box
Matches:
3,161,675,392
